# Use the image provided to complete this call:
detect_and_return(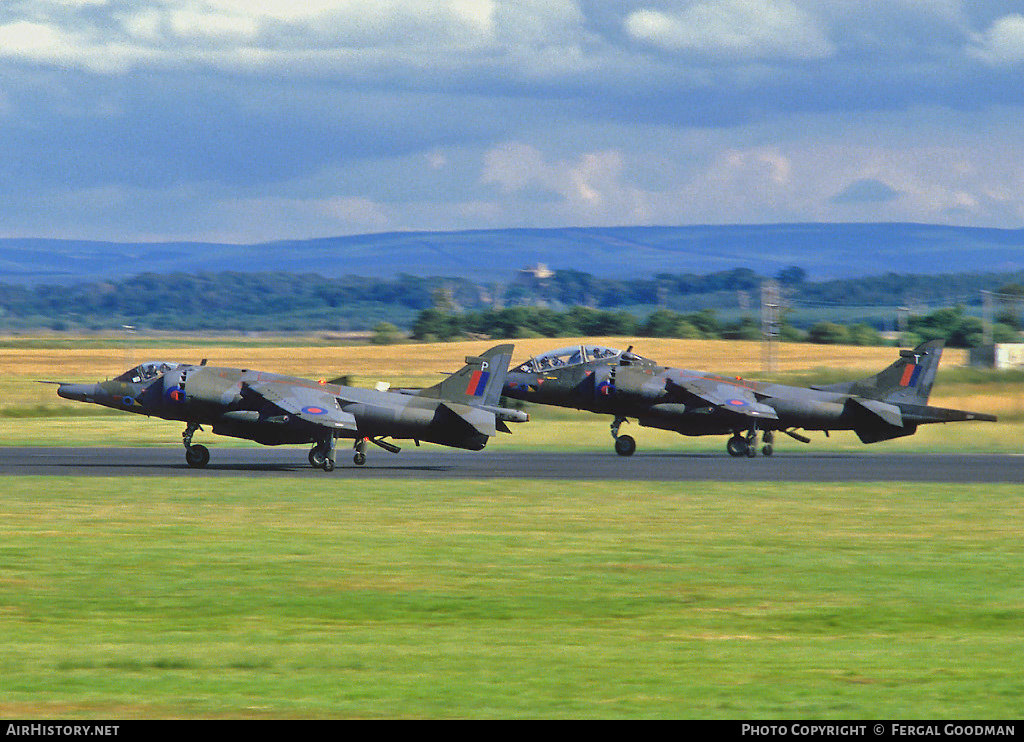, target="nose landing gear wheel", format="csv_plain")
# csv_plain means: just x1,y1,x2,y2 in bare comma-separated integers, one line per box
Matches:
614,434,636,457
185,444,210,468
